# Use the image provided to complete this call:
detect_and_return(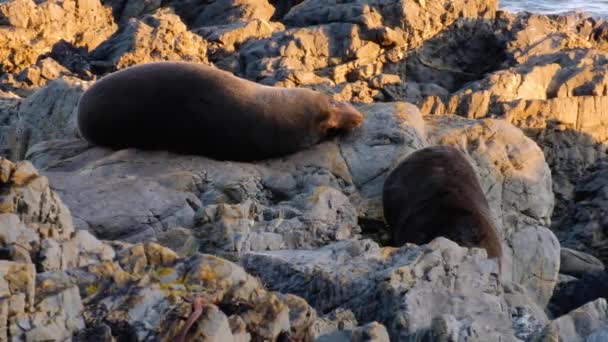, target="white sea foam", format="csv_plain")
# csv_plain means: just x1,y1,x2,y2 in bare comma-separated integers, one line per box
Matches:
500,0,608,17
